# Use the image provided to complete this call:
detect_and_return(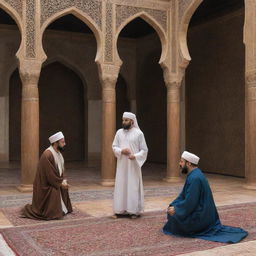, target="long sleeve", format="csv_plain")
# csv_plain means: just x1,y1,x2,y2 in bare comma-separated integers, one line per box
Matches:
112,132,122,159
41,153,63,189
173,177,201,220
170,189,185,207
134,132,148,168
